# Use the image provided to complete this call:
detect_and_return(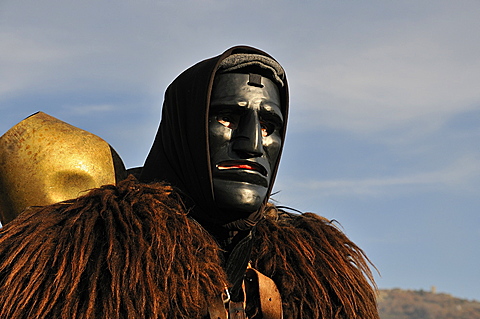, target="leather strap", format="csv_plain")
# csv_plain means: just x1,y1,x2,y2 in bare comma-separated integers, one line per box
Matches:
208,298,228,319
245,268,283,319
228,301,247,319
208,267,283,319
225,231,254,302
